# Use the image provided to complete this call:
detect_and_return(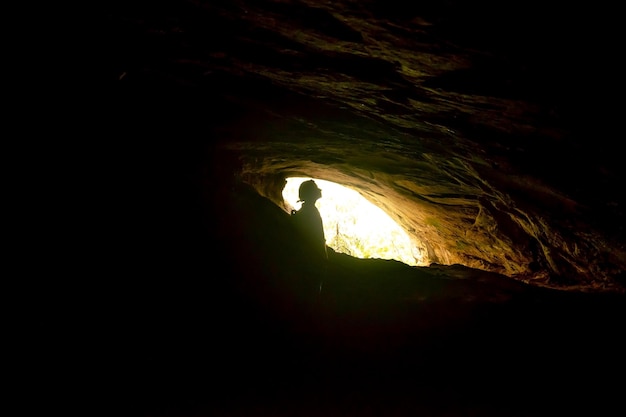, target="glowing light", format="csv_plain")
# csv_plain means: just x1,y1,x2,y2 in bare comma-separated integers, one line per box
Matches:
283,177,428,266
